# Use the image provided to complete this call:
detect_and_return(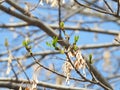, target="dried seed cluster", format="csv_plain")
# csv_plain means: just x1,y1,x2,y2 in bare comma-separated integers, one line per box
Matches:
40,0,74,7
63,50,86,84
